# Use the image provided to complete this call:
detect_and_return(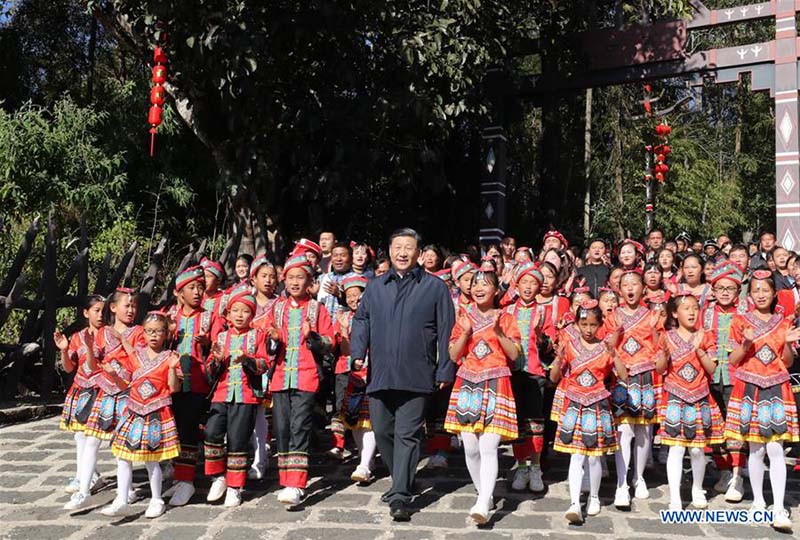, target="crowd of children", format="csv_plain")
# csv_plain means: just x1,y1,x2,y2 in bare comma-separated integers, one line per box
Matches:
54,230,800,532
